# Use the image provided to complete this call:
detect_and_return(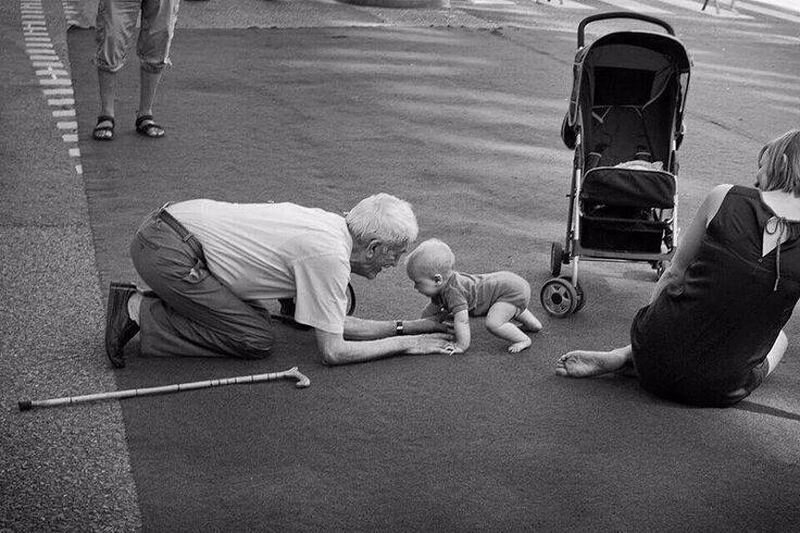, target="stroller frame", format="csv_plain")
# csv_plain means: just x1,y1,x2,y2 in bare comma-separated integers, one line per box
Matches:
541,12,691,317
